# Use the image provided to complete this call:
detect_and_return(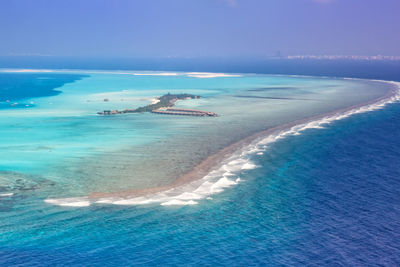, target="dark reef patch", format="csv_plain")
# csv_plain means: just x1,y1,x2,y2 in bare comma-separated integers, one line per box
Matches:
233,95,314,100
247,87,298,91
